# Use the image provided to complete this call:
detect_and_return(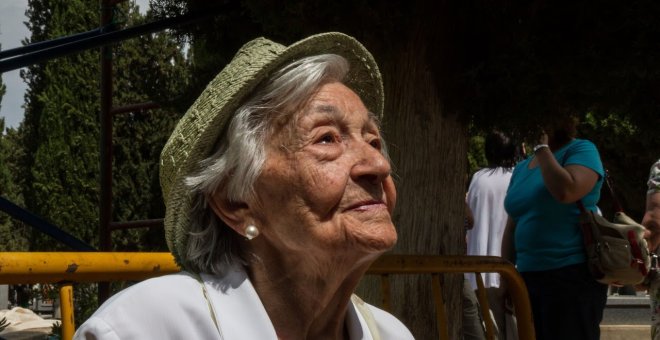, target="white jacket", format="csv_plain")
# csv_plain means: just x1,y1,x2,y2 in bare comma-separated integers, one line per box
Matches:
74,266,414,339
